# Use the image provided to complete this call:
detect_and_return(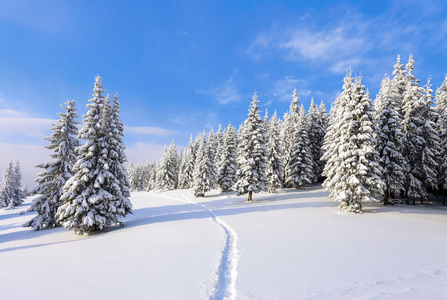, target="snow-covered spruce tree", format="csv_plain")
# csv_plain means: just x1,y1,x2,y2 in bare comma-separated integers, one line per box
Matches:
436,75,447,204
374,75,406,205
146,162,157,191
176,149,184,179
266,111,283,193
392,55,407,108
139,162,151,190
322,89,345,191
56,76,132,235
156,140,178,191
127,163,138,191
400,55,427,203
193,131,213,197
109,93,131,198
282,89,300,185
322,74,384,213
317,101,329,179
217,124,238,192
0,162,15,208
207,128,218,189
307,98,327,182
420,78,440,201
215,124,224,172
178,136,196,189
24,100,80,230
285,105,314,189
235,93,268,202
11,160,26,207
